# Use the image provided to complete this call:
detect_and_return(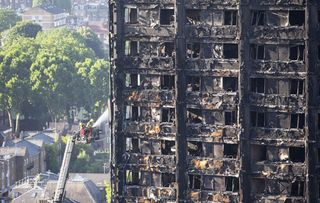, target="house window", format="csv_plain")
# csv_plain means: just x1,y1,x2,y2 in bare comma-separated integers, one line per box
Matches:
290,113,305,129
125,7,138,23
251,78,265,93
250,44,264,60
224,10,237,25
250,111,265,127
251,10,265,26
290,79,304,95
160,9,174,25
